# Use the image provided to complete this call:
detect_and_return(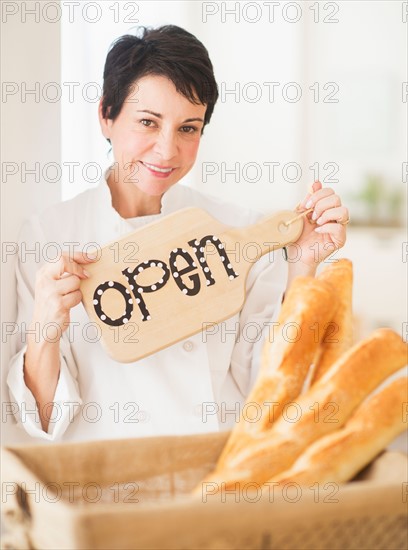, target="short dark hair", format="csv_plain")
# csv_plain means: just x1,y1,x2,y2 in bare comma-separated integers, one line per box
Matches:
101,25,219,133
